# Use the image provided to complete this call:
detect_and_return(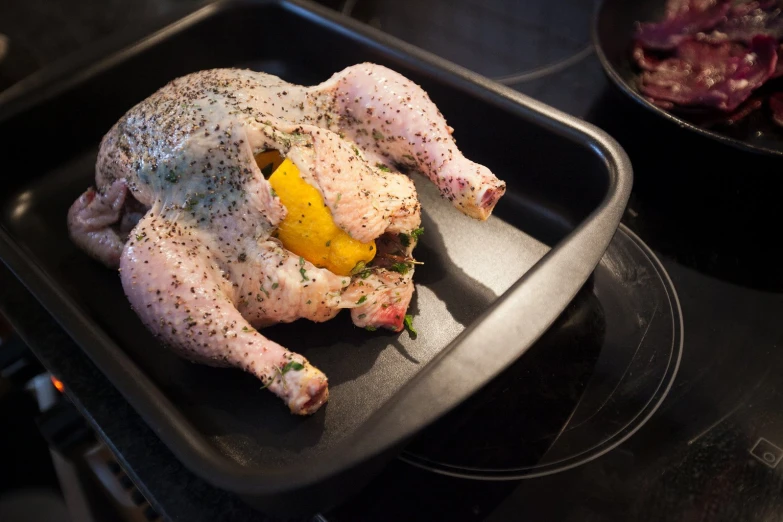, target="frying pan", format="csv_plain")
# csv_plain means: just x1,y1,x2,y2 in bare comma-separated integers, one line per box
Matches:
593,0,783,157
